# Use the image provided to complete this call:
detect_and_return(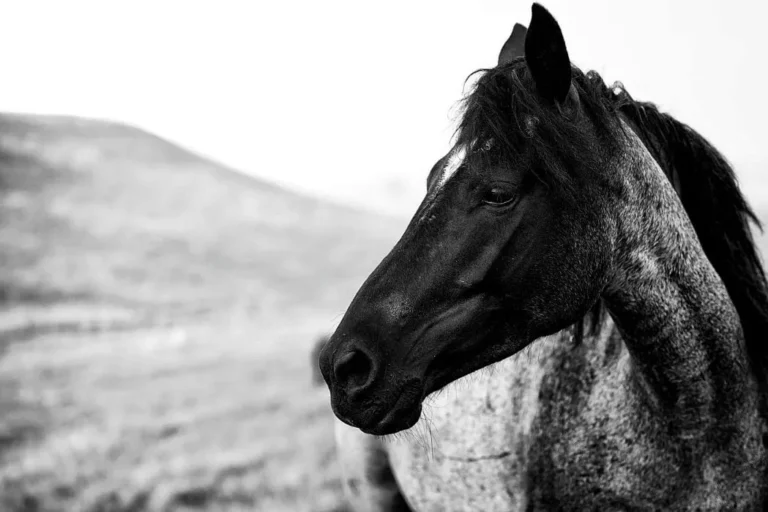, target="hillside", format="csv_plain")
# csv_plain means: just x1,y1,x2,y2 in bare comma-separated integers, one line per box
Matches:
0,113,408,326
0,113,406,511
